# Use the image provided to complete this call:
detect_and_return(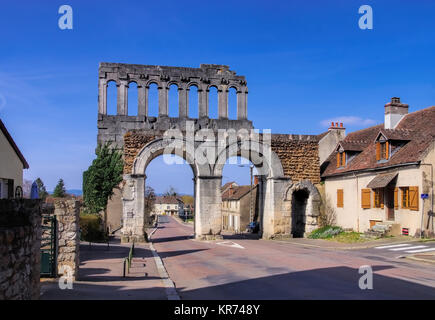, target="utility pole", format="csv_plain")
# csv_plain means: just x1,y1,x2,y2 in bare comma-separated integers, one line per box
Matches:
249,164,254,224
